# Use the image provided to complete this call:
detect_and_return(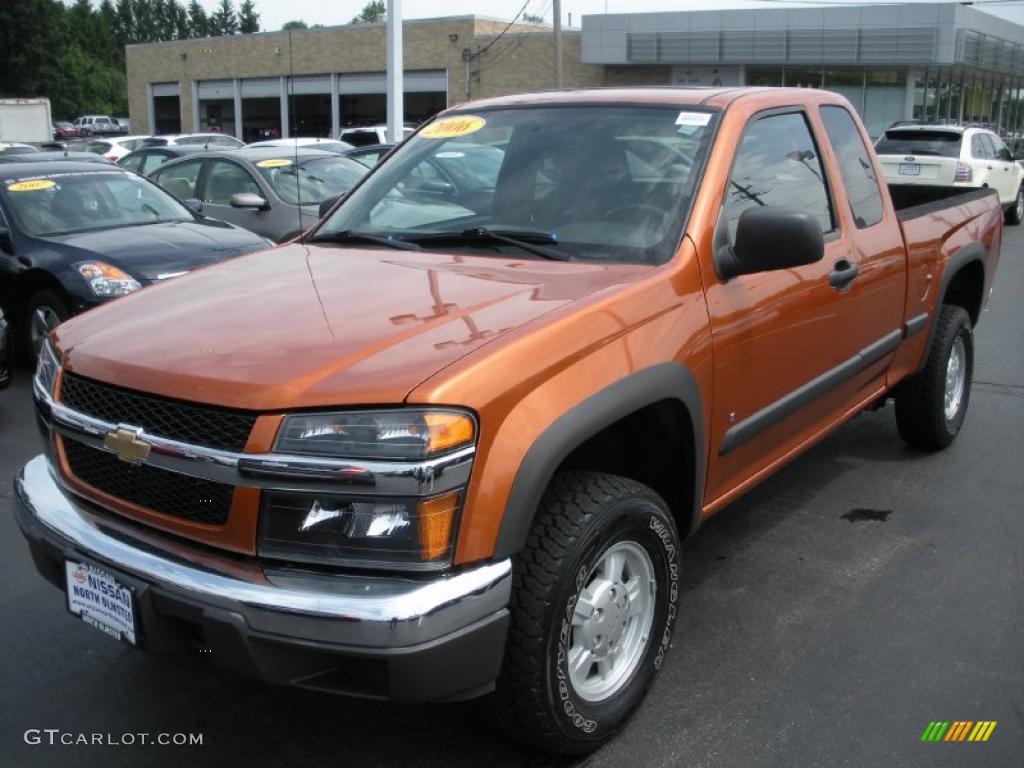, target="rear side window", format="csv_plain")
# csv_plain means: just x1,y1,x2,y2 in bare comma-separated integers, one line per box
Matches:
723,111,834,240
875,131,962,158
139,152,171,175
86,141,111,155
153,159,203,200
819,106,884,229
971,134,993,160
